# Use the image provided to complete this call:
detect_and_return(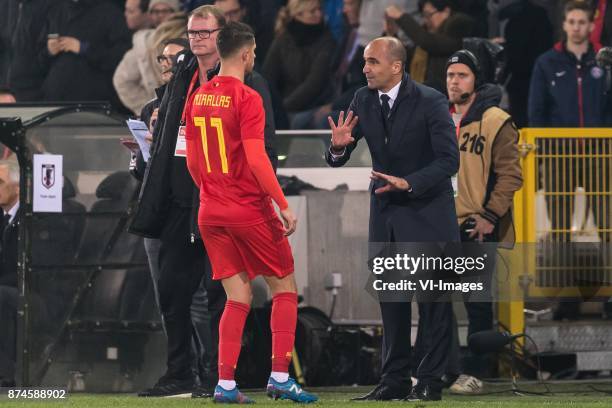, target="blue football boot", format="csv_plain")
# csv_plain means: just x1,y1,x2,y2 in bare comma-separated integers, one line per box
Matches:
266,377,318,403
213,385,255,404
